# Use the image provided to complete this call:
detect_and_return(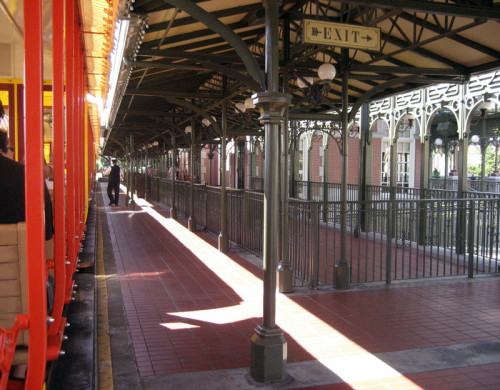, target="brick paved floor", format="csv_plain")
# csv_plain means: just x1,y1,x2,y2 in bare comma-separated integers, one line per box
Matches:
102,189,500,389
